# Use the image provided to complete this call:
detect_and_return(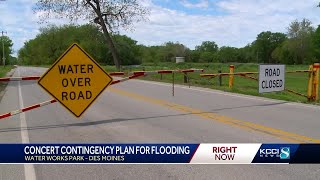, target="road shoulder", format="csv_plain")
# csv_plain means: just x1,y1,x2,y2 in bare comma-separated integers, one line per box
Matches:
0,67,16,102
